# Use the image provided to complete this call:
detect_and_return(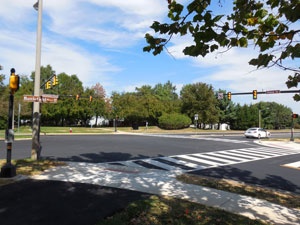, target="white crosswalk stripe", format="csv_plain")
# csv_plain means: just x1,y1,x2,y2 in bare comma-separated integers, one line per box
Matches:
106,147,300,173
